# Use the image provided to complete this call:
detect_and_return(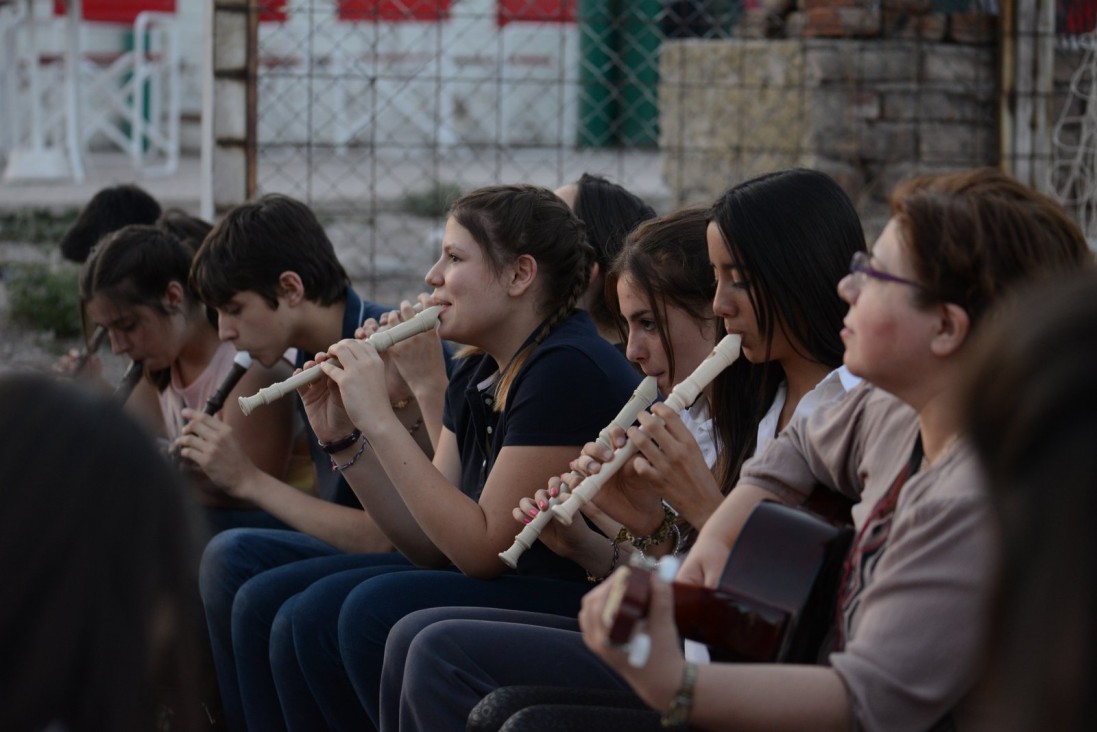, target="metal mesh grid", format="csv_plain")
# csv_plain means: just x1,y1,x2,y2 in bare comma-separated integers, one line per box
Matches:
249,0,1097,304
